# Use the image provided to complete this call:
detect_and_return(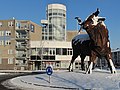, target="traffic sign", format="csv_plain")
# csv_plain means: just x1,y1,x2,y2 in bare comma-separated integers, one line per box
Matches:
46,66,53,76
46,66,53,83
